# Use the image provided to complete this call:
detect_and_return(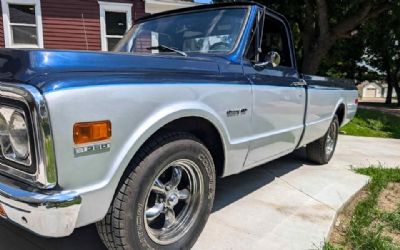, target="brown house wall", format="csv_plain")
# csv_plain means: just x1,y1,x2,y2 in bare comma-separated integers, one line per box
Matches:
133,0,146,20
0,4,4,47
42,0,102,50
0,0,146,50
